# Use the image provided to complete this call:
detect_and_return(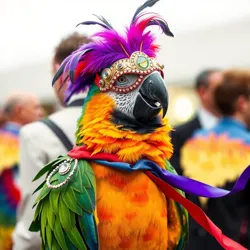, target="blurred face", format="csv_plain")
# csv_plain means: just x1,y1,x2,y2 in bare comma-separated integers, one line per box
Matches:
198,72,223,115
52,61,67,106
18,96,44,125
